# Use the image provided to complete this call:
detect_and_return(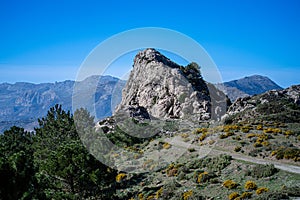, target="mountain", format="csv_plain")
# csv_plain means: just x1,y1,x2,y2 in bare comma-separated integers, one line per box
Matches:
0,54,286,133
0,76,126,133
115,48,227,122
218,75,282,102
95,49,300,199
